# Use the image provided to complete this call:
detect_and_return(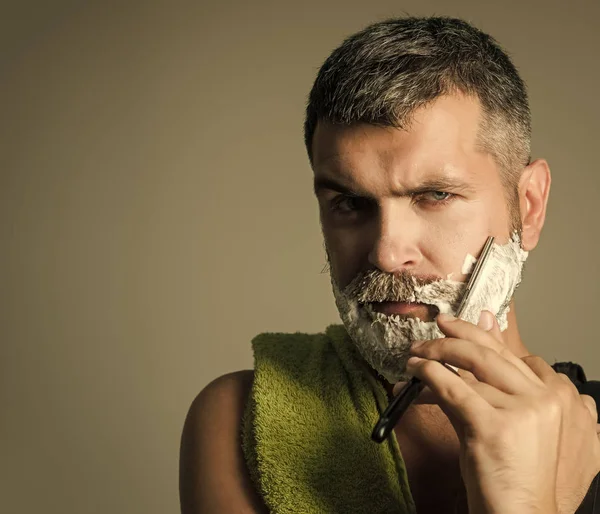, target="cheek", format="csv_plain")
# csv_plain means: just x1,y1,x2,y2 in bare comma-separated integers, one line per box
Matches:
420,204,498,276
322,226,364,288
